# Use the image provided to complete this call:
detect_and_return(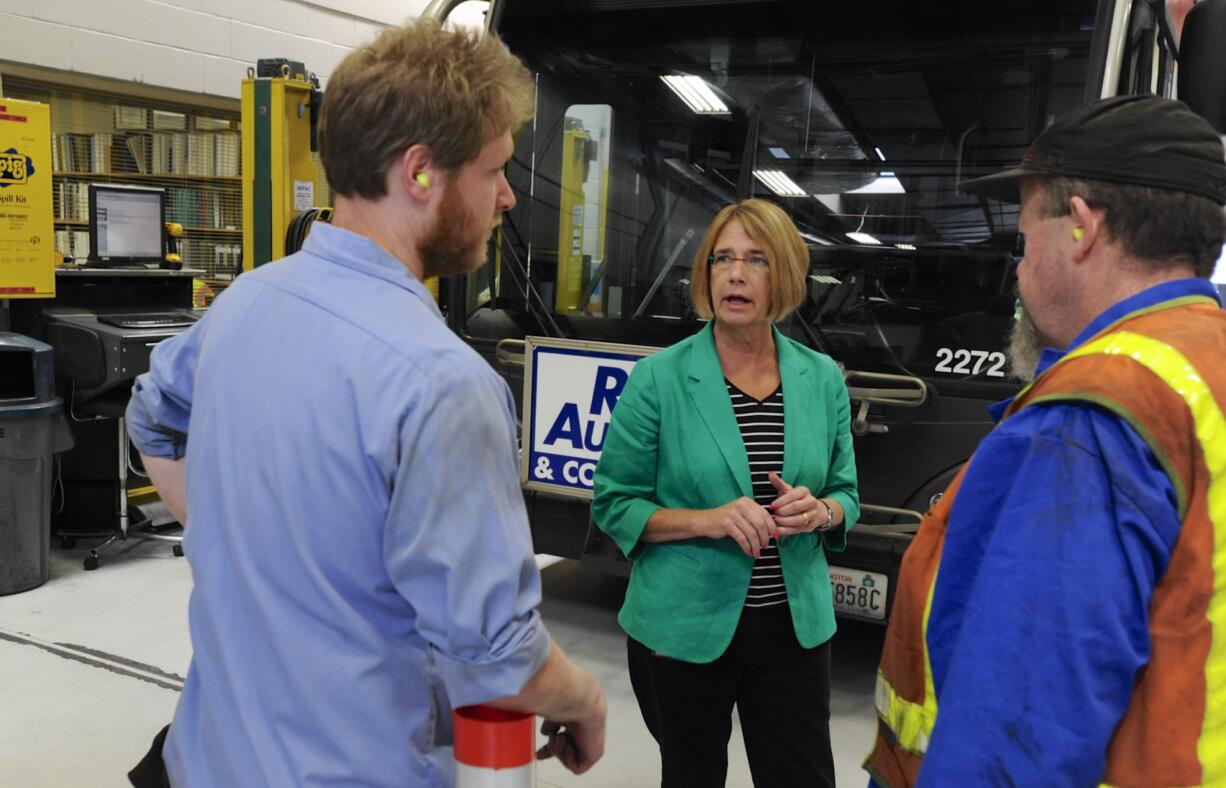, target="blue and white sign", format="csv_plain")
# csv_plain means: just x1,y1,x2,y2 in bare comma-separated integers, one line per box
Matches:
522,337,658,497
